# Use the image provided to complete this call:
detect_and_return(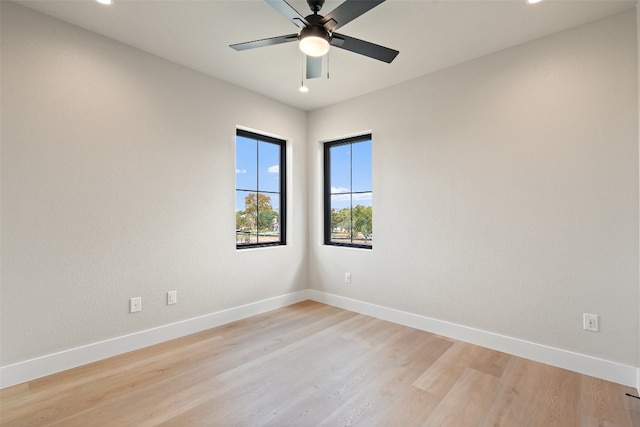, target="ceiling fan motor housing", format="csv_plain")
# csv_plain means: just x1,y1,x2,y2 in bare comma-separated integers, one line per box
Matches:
299,21,331,43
